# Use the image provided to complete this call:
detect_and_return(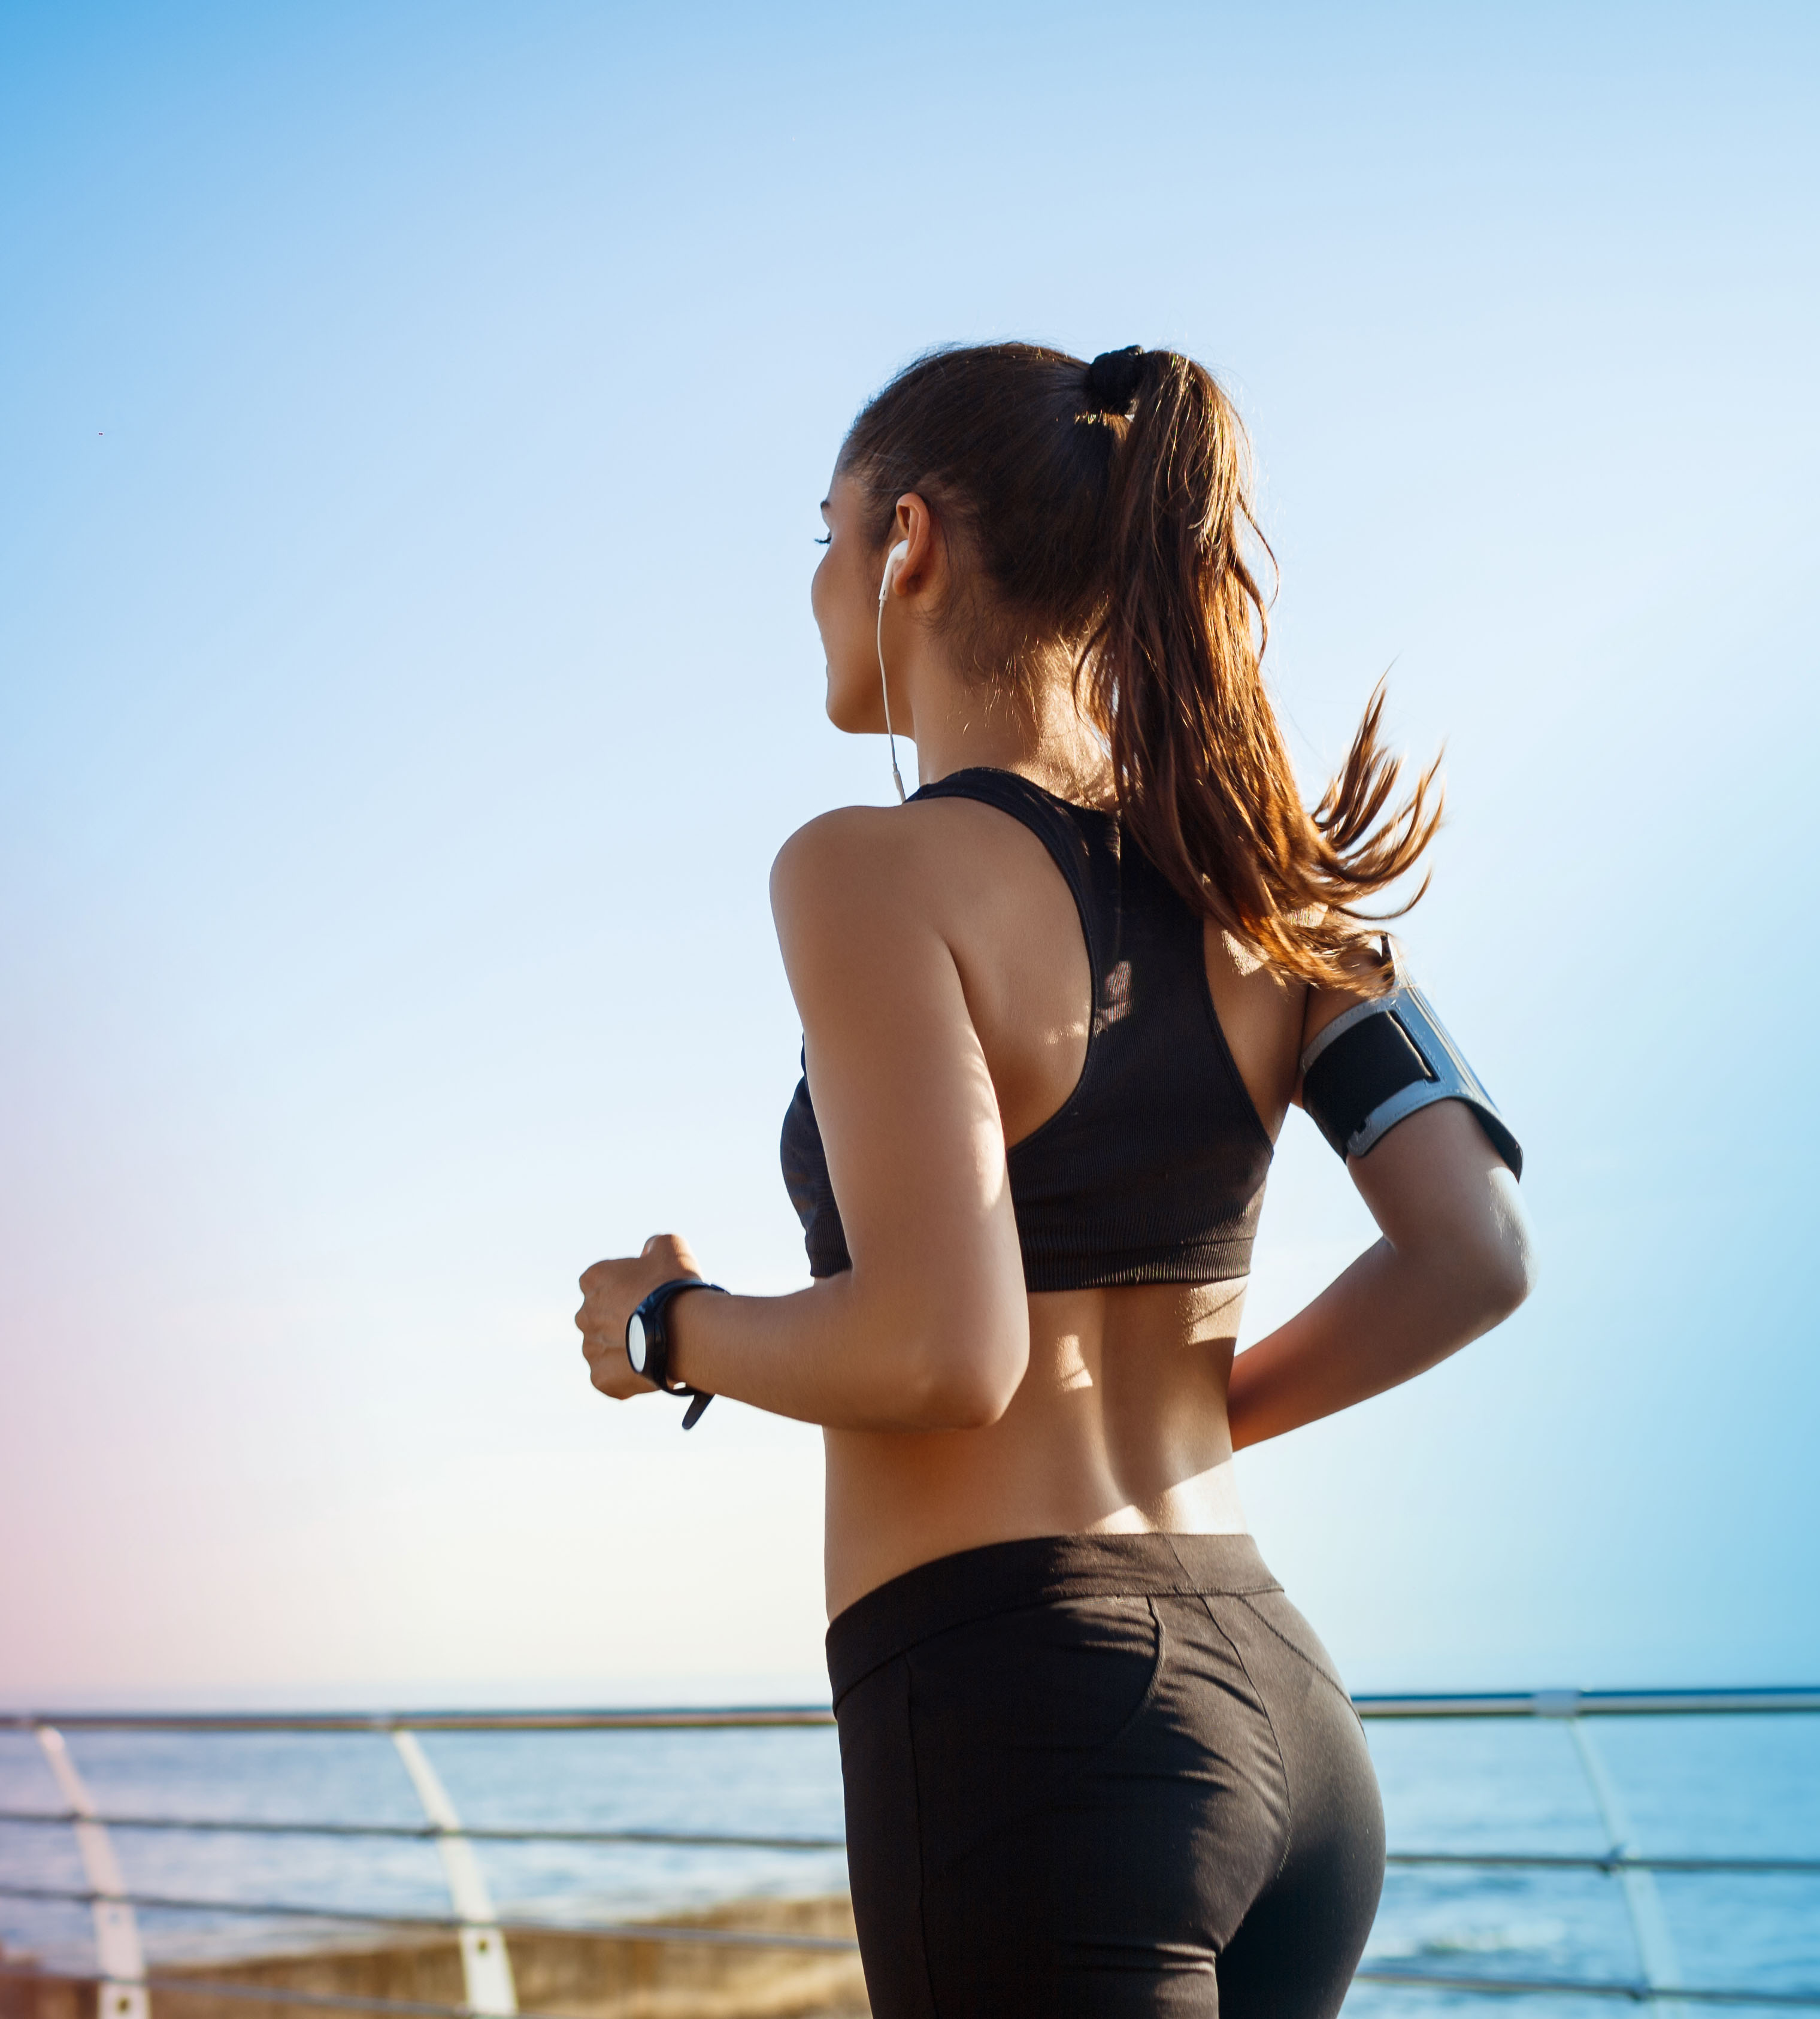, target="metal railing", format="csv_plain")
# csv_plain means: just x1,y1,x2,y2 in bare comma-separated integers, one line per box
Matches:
2,1690,1816,2013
